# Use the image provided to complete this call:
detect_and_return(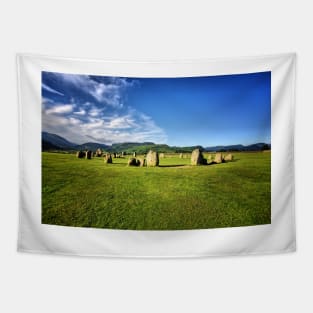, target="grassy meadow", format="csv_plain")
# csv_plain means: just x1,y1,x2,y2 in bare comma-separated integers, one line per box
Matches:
42,151,271,230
